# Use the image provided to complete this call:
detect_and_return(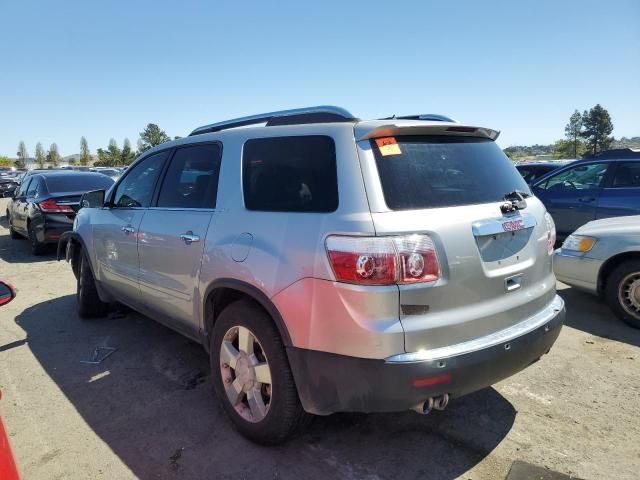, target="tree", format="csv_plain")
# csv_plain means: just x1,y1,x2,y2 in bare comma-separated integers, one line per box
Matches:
581,104,614,155
35,142,46,168
121,138,136,165
138,123,170,153
96,138,122,166
0,156,13,168
552,139,574,159
80,136,91,166
16,141,28,169
46,143,61,167
564,110,585,158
